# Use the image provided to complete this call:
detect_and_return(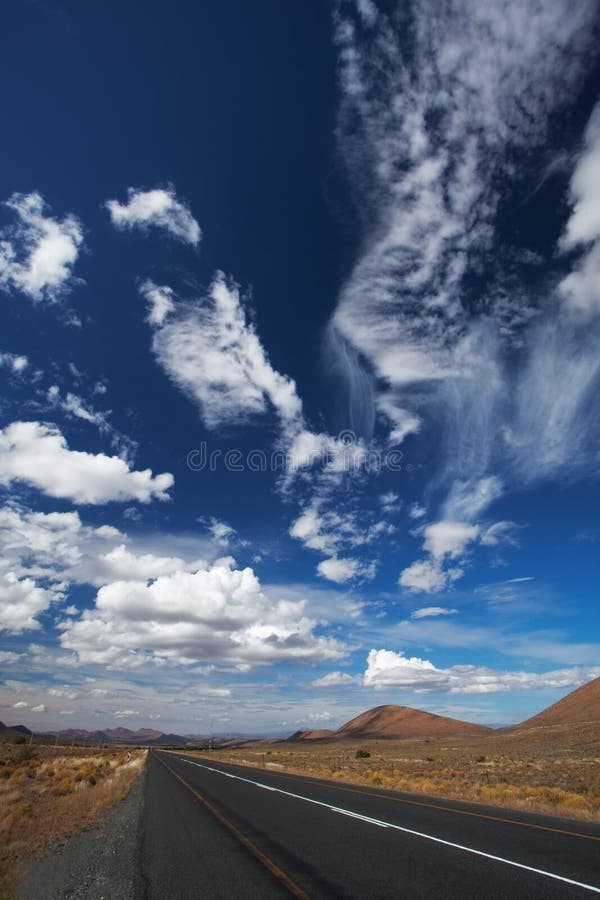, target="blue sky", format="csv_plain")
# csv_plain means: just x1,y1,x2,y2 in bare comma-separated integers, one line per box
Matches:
1,0,599,734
